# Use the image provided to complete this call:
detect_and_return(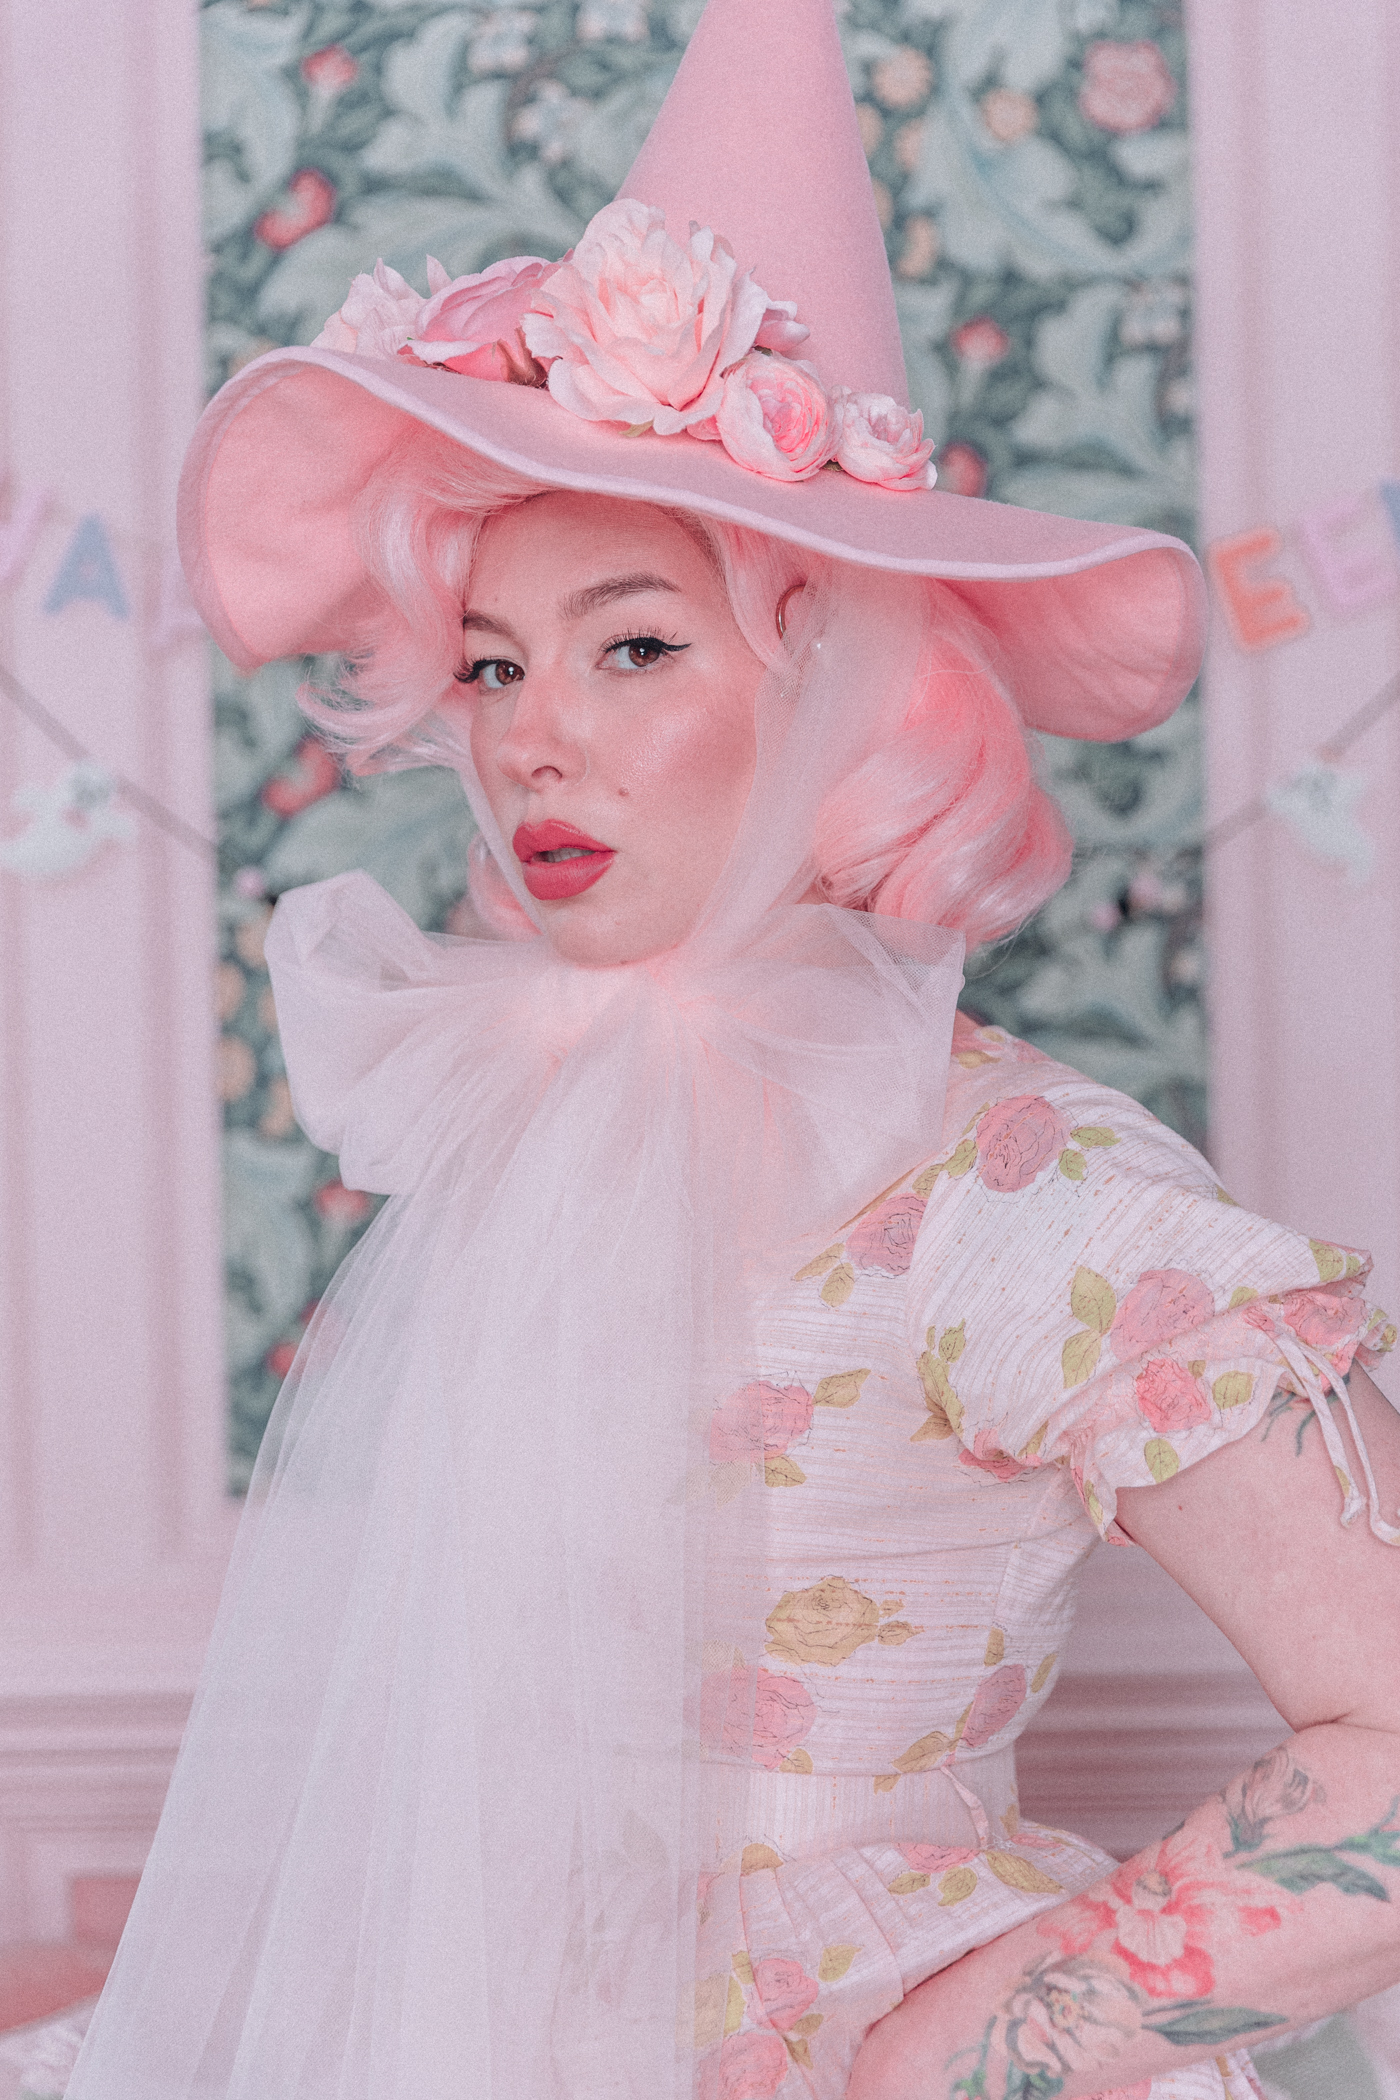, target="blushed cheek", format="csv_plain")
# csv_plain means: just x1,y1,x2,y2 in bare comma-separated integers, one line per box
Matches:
613,697,756,857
